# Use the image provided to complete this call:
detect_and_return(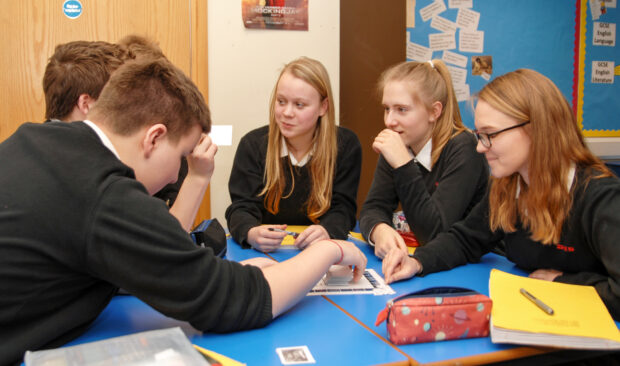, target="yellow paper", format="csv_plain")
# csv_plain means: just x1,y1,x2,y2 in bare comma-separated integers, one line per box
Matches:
279,225,307,246
194,345,246,366
348,231,365,242
489,269,620,342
